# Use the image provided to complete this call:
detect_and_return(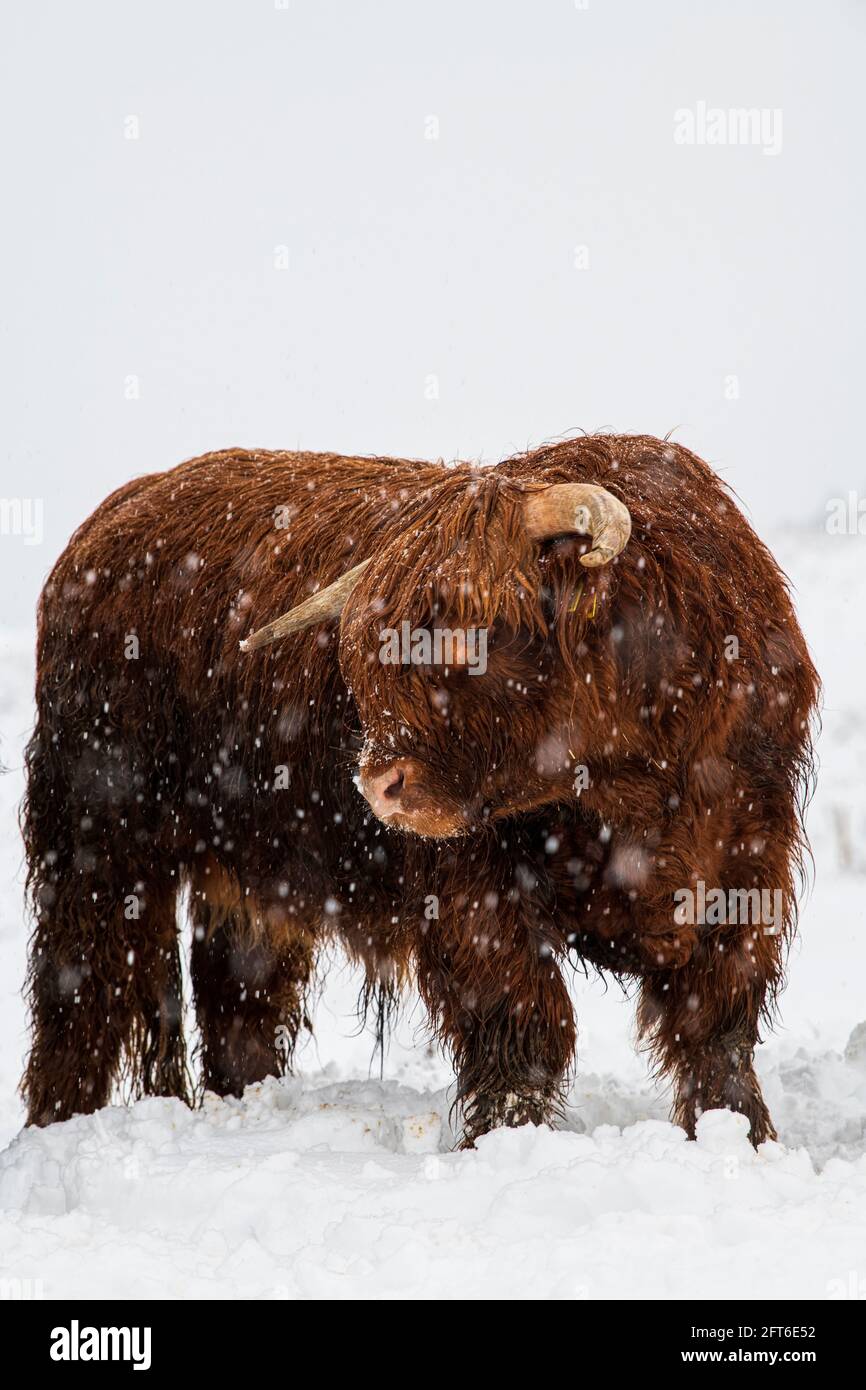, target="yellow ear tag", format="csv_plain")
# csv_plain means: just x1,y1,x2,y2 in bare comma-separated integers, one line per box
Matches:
568,583,597,620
